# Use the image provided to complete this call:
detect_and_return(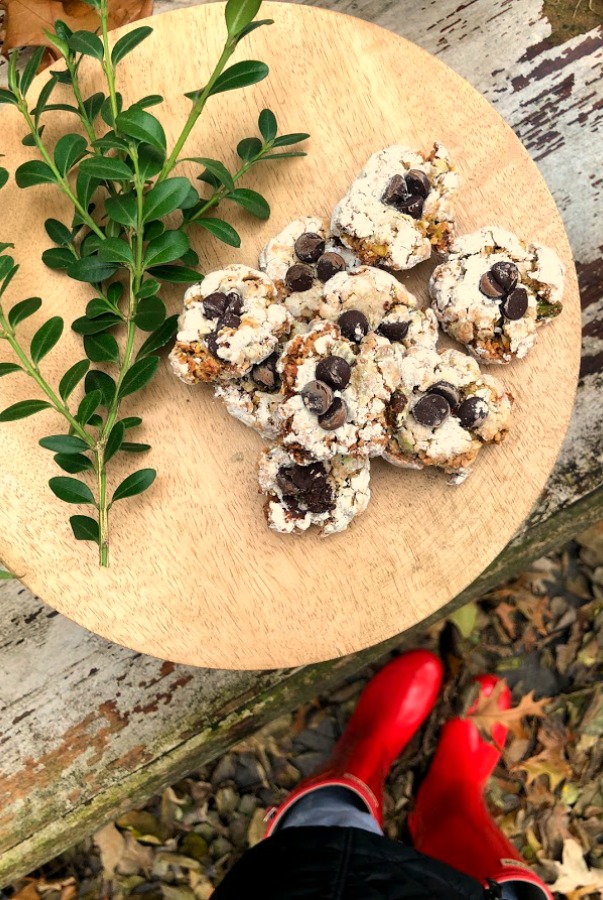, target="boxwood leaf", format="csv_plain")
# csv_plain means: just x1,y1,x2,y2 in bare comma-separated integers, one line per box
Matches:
111,468,156,503
31,316,63,364
59,359,90,400
70,515,99,543
0,399,51,421
49,476,95,505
